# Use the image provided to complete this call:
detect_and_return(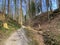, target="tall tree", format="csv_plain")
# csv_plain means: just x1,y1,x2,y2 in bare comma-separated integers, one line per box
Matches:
28,0,31,26
26,0,36,26
46,0,50,22
49,0,52,12
14,0,17,20
30,0,35,18
2,0,9,29
58,0,60,10
8,0,10,17
40,0,42,13
18,0,23,26
35,0,42,15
